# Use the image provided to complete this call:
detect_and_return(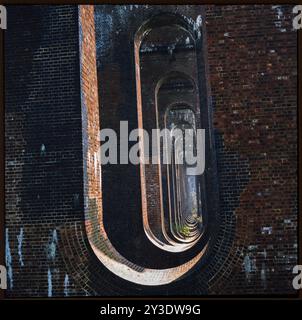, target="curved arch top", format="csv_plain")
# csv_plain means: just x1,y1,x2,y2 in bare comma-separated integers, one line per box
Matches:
134,12,202,49
155,71,197,96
